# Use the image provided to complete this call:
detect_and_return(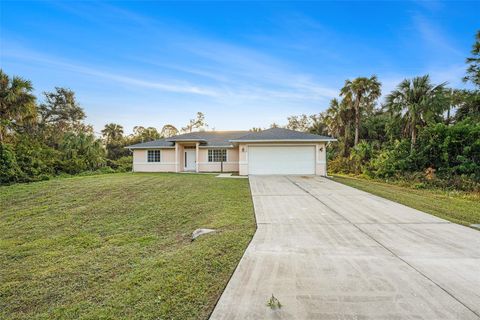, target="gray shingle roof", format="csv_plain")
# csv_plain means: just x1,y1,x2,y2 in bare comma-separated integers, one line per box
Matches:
168,131,249,147
126,128,335,149
126,139,174,149
229,127,335,142
126,131,249,148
